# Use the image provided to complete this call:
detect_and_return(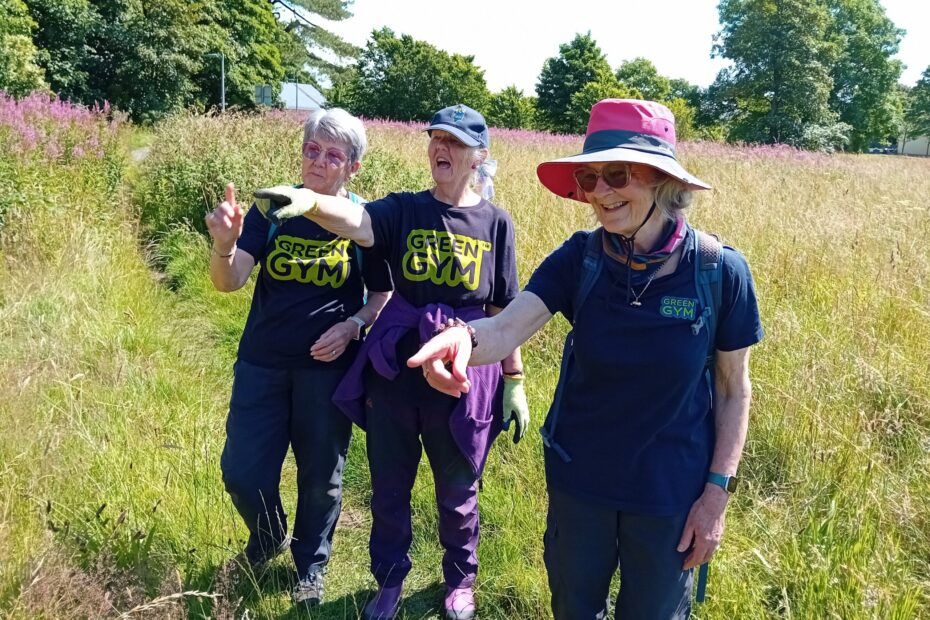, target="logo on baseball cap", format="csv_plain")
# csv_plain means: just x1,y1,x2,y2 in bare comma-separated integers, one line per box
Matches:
425,104,490,148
